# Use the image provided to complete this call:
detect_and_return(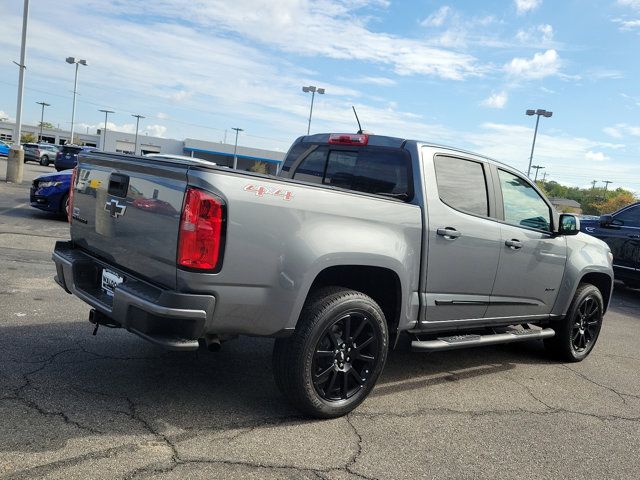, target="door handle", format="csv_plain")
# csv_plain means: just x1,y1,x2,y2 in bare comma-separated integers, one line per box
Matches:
627,234,640,239
505,239,523,250
436,227,461,239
